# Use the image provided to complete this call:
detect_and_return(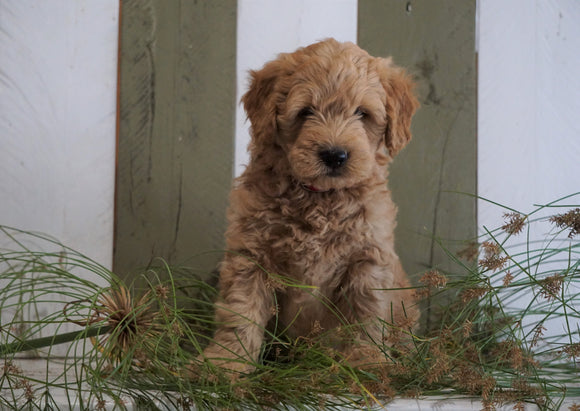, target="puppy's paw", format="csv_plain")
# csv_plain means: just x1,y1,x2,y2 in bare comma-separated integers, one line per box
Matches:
342,343,387,370
196,344,256,380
